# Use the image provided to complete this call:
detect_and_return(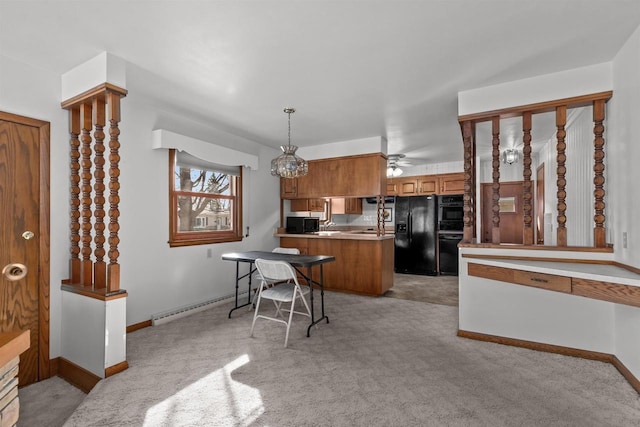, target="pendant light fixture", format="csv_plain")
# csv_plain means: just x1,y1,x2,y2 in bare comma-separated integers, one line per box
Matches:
270,108,308,178
502,148,520,165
